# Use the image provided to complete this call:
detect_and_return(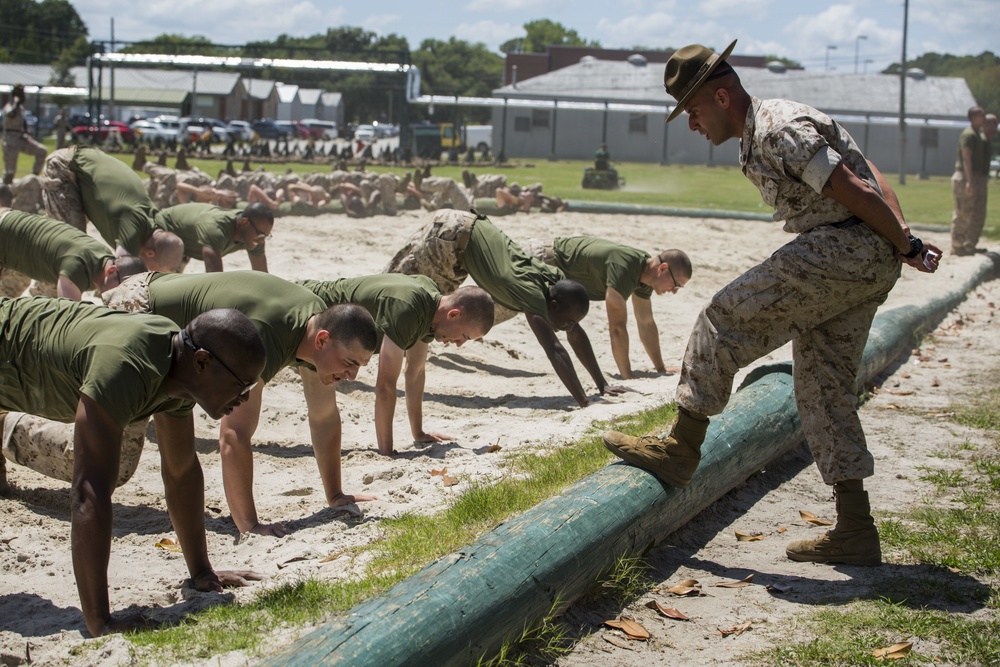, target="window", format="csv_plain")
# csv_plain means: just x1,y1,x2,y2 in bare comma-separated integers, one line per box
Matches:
629,114,648,134
532,109,550,128
514,116,531,132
